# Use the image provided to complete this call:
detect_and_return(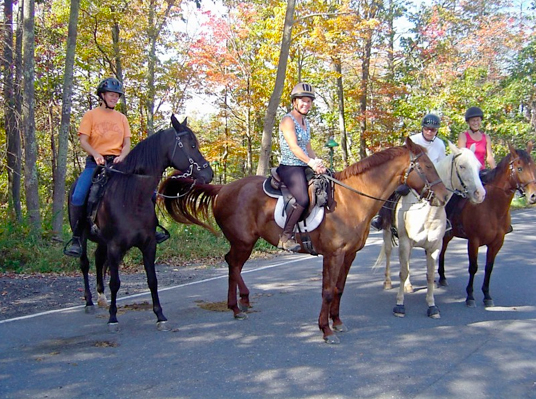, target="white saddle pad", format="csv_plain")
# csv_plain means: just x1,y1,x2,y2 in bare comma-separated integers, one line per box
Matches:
274,197,325,232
